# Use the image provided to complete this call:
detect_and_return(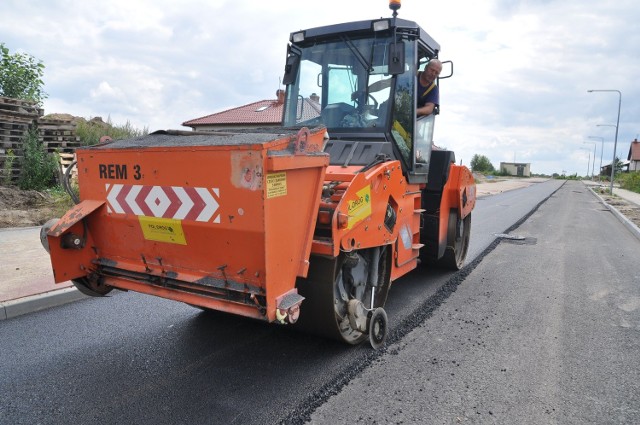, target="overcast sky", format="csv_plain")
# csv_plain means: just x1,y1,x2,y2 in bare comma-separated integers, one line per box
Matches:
2,0,638,175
